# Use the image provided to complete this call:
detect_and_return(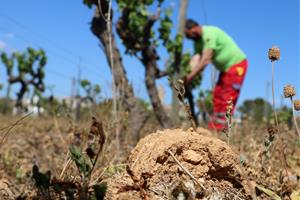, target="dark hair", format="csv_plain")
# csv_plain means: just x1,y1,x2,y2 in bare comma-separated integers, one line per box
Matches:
185,19,199,30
